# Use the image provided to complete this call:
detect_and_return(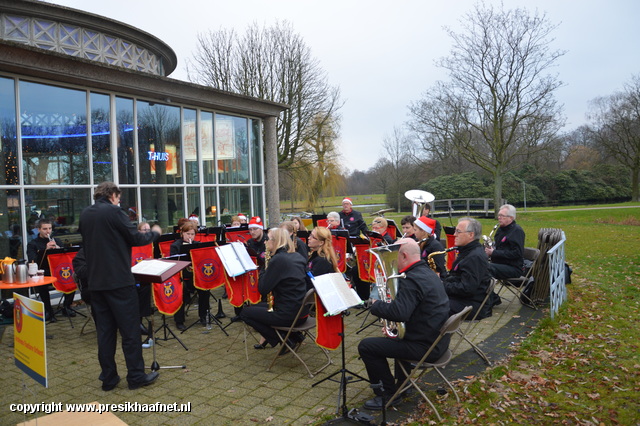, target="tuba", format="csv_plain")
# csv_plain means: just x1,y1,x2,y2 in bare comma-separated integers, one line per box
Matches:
368,243,406,339
404,189,435,219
